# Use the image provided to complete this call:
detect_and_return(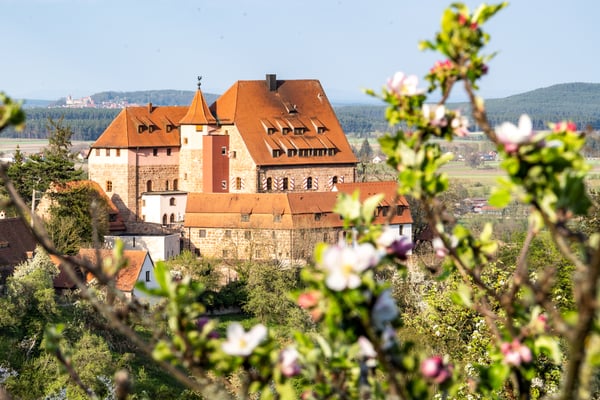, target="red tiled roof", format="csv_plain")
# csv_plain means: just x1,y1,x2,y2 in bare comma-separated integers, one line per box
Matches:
92,105,188,149
210,78,357,166
184,181,412,229
77,248,149,292
179,90,217,125
0,217,37,283
51,254,85,290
